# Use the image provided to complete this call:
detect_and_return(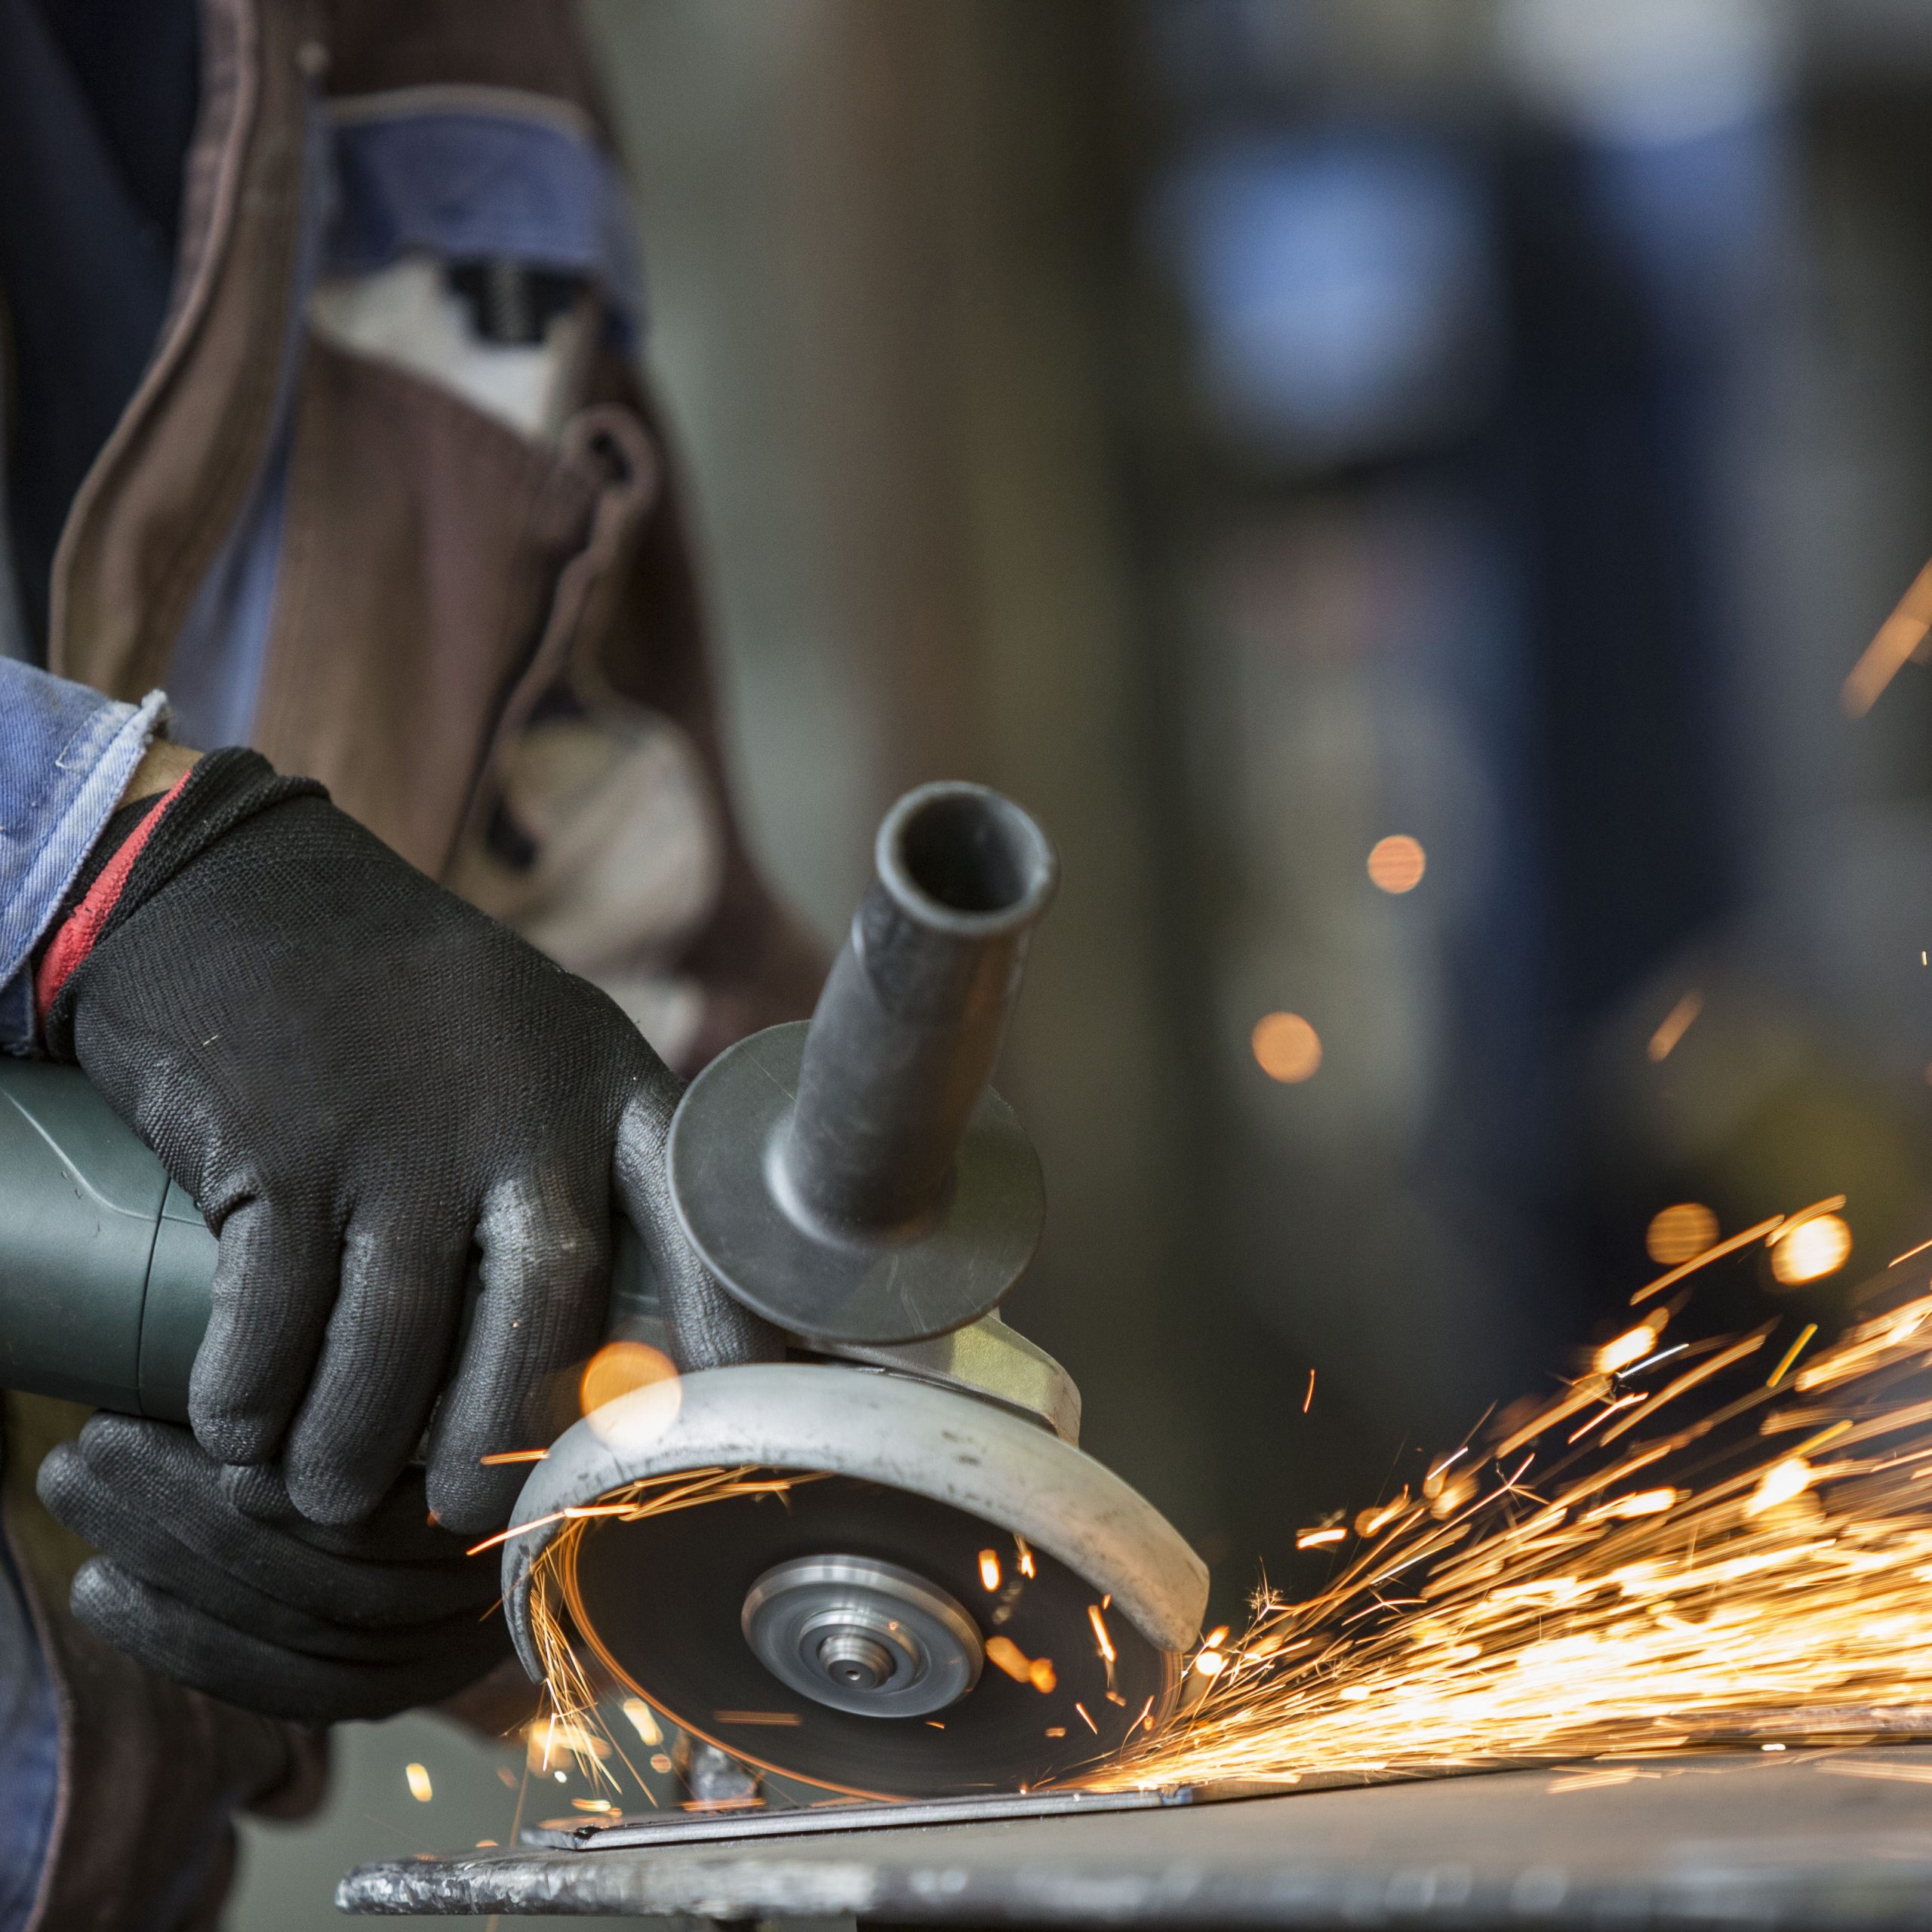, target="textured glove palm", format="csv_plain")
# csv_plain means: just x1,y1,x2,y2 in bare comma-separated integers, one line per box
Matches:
39,1414,509,1723
45,750,774,1534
